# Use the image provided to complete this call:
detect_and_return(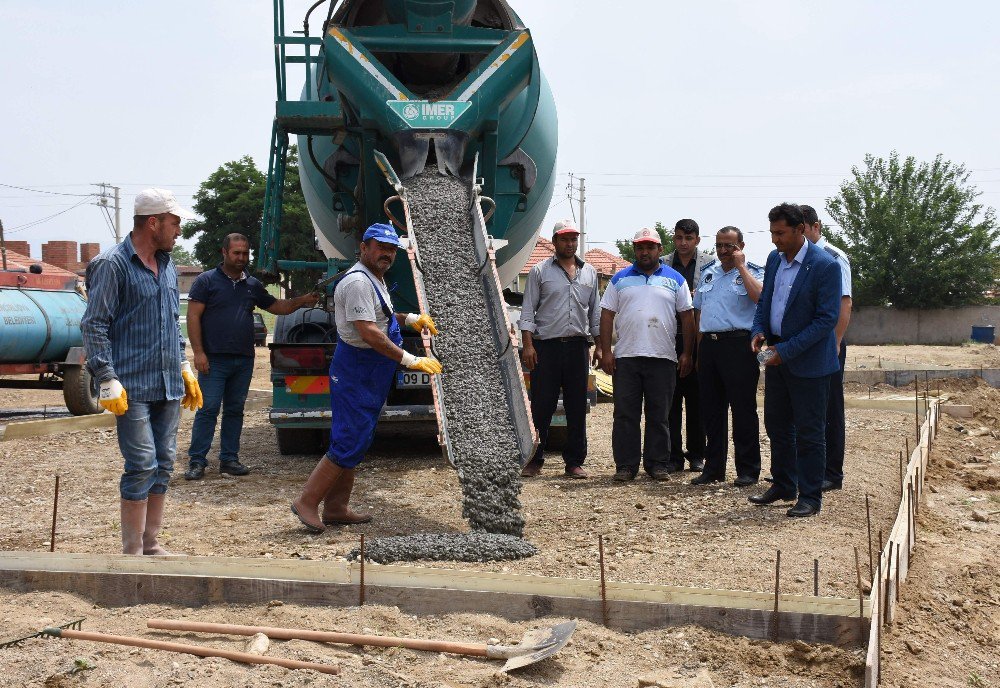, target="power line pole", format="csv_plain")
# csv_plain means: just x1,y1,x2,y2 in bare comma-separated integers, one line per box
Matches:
0,218,7,270
565,174,587,259
94,182,122,243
